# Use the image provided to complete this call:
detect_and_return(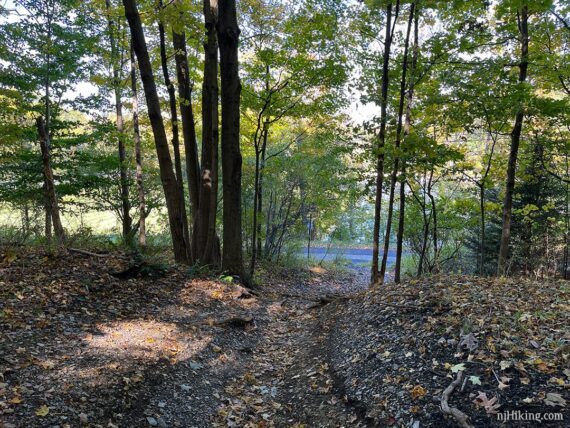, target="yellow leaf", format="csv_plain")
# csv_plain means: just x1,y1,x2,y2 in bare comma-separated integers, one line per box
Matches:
548,377,565,386
35,405,49,417
9,396,22,404
411,385,426,399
